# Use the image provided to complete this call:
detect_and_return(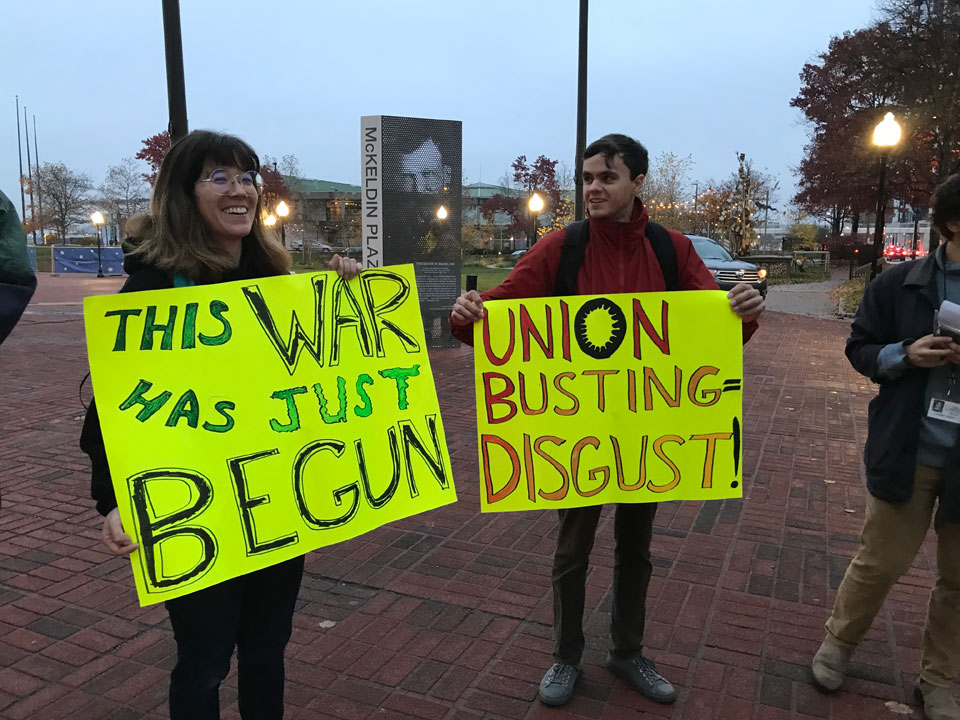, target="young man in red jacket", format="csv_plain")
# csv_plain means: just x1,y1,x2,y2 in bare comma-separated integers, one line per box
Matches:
449,134,764,707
